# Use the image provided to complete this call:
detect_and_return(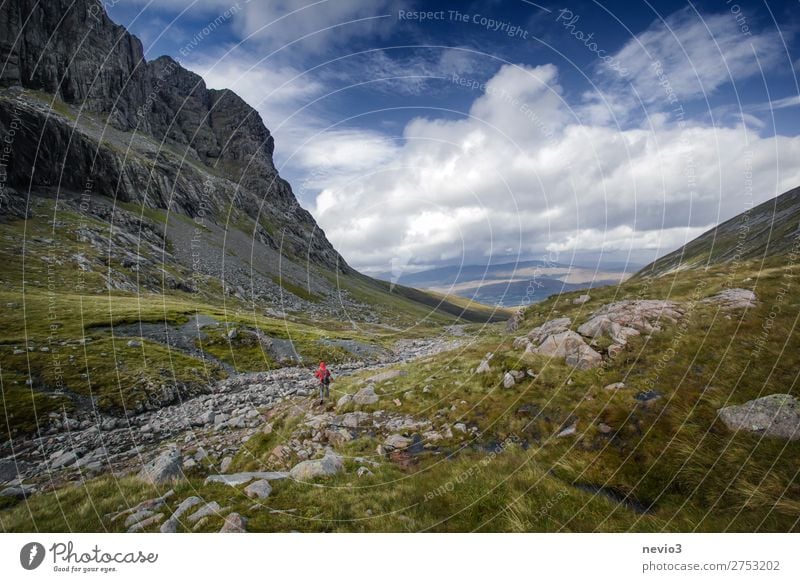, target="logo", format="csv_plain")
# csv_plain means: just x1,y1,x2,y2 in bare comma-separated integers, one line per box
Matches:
20,542,46,570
